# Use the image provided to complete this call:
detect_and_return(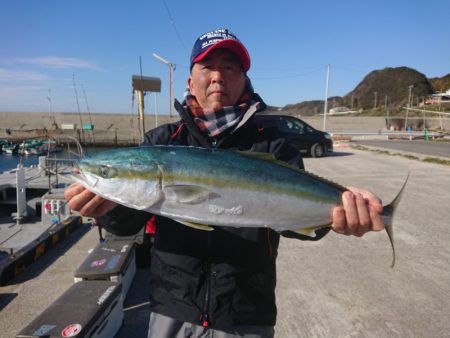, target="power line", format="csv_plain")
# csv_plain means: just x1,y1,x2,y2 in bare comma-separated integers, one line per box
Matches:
252,67,323,80
162,0,189,56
